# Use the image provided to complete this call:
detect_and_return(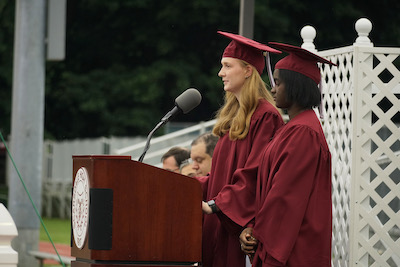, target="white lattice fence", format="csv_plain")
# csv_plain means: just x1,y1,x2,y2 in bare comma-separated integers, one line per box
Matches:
350,46,400,267
299,18,400,267
312,20,400,267
319,46,354,267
